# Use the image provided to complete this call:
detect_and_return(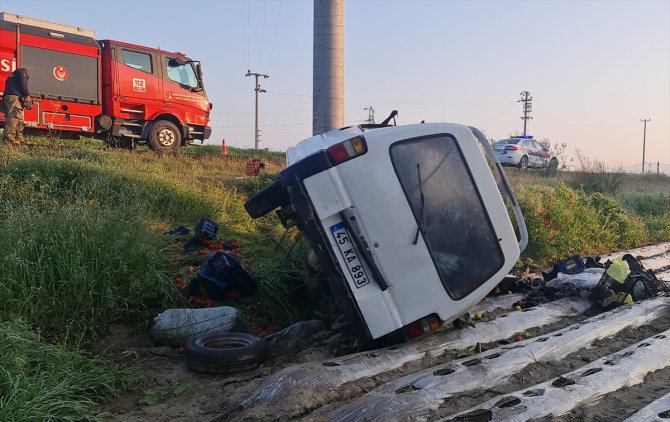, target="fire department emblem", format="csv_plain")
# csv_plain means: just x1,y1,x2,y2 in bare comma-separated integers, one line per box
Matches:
53,66,69,81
